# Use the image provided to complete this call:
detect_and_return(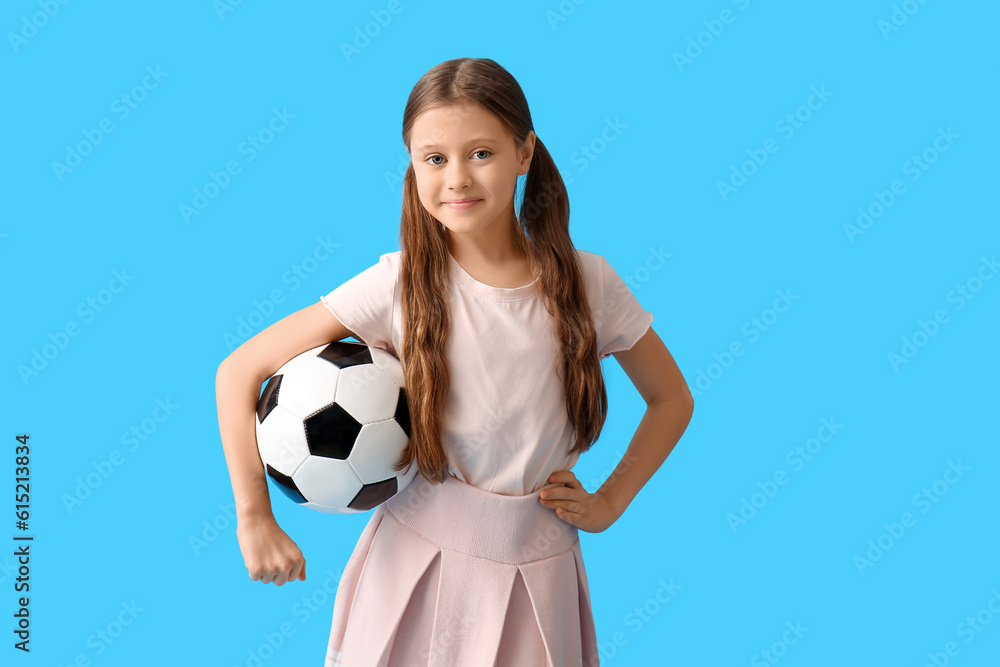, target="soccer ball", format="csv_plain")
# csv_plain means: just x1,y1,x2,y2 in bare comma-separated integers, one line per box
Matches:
254,341,416,514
